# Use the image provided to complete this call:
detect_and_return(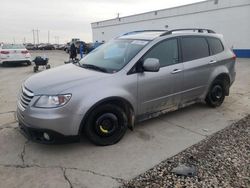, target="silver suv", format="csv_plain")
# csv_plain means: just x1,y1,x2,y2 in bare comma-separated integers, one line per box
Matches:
17,29,236,146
